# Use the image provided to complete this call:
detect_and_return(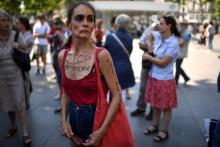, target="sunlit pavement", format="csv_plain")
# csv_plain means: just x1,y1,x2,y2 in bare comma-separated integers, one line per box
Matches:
0,36,220,147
